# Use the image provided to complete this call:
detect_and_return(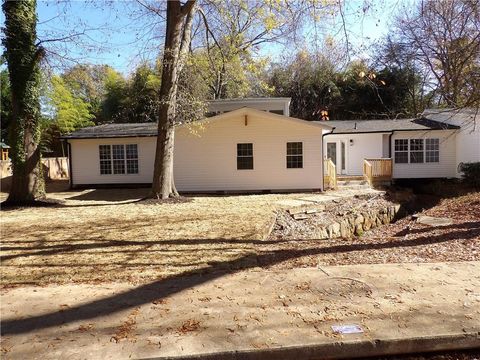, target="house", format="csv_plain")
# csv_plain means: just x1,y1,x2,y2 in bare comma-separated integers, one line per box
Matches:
64,104,332,191
64,99,479,191
321,108,479,181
